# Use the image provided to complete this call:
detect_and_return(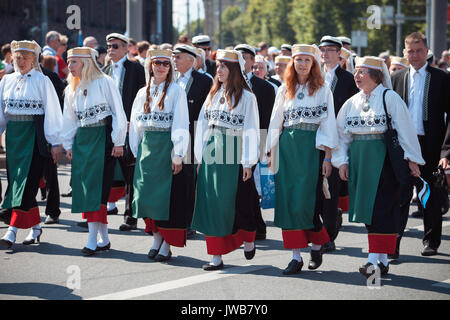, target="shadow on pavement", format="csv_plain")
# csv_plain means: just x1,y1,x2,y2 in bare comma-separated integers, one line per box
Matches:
0,282,82,300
